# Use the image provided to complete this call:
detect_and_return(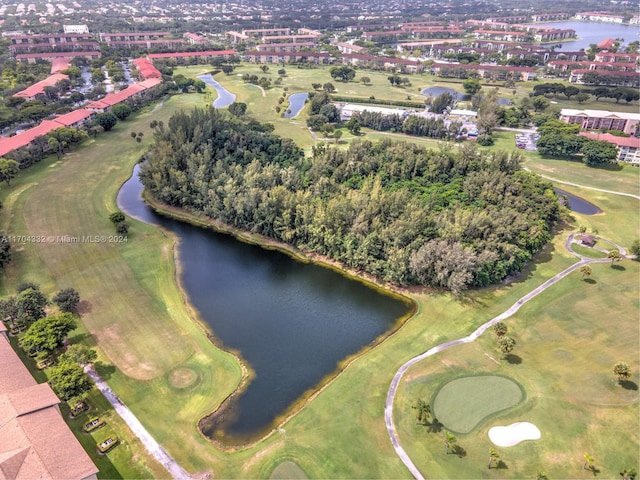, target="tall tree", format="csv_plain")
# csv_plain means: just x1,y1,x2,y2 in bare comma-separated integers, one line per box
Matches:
329,66,356,82
52,288,80,313
607,249,622,265
48,354,93,401
0,158,20,186
16,287,48,322
498,336,516,358
493,322,508,337
613,361,631,384
579,265,592,280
